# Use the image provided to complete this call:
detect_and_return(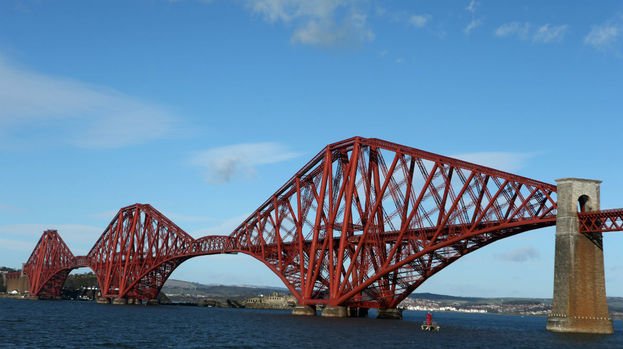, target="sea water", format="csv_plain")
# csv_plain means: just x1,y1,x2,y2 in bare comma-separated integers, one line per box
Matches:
0,299,621,348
